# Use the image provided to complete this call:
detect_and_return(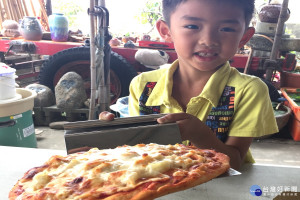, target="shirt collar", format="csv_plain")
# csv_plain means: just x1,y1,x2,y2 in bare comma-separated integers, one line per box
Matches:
145,61,178,106
146,60,231,107
200,62,231,107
